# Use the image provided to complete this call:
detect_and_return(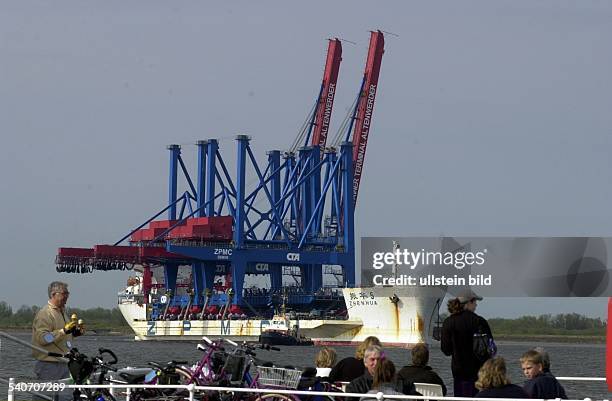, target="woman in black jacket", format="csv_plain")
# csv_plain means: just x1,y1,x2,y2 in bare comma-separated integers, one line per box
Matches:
441,289,493,397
